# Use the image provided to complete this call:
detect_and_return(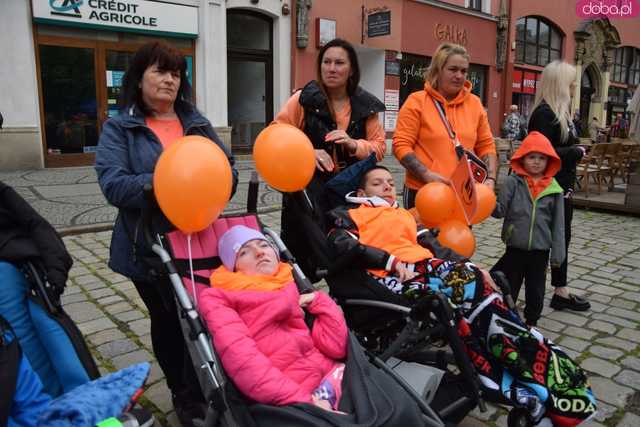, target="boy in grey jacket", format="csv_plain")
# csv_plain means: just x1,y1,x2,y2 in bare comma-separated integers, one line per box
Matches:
491,131,565,327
